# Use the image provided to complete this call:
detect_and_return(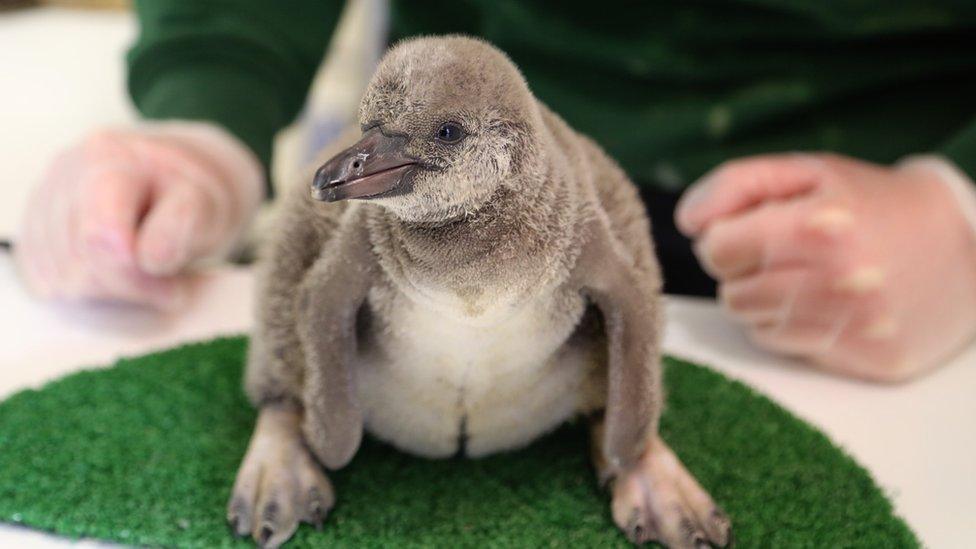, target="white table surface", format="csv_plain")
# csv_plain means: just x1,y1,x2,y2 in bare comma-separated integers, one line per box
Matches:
1,6,973,549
